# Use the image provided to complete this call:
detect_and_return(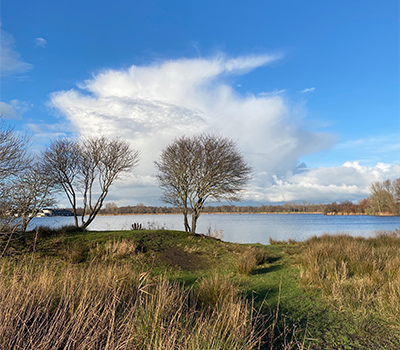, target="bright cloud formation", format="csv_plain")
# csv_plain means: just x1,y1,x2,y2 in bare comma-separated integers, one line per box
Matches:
248,161,400,203
49,55,398,205
0,24,32,76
